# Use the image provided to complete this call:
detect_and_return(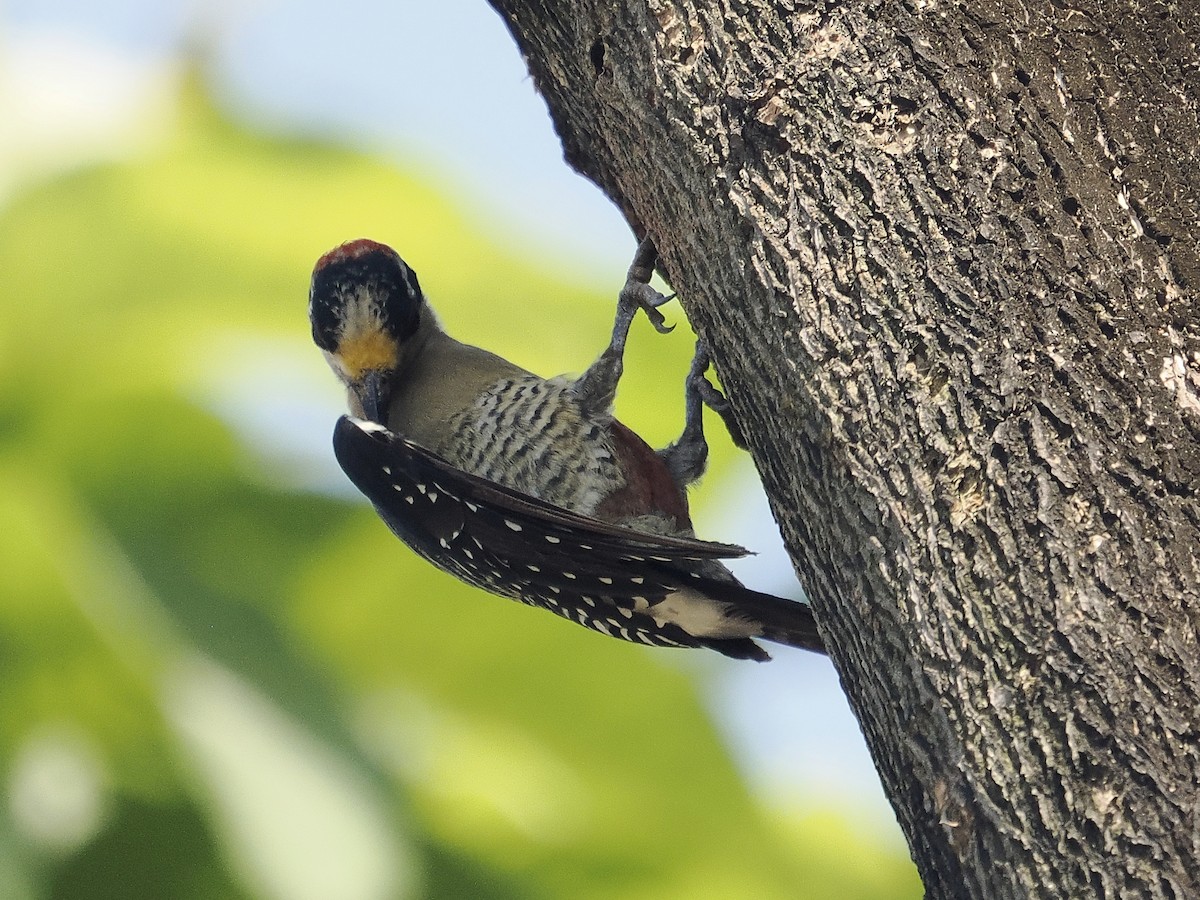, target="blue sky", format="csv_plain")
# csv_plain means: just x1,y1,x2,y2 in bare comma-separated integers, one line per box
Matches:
2,0,902,843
